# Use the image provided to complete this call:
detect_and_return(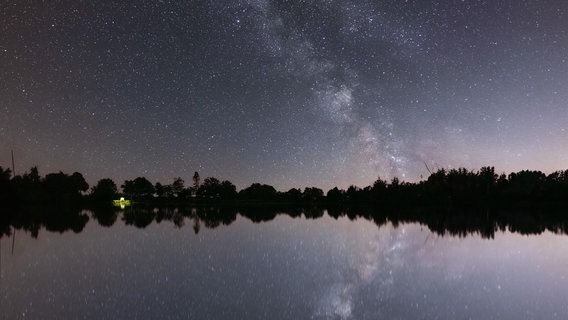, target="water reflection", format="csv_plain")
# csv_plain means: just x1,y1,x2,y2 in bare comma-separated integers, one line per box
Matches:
2,205,567,240
1,206,90,239
2,210,568,320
